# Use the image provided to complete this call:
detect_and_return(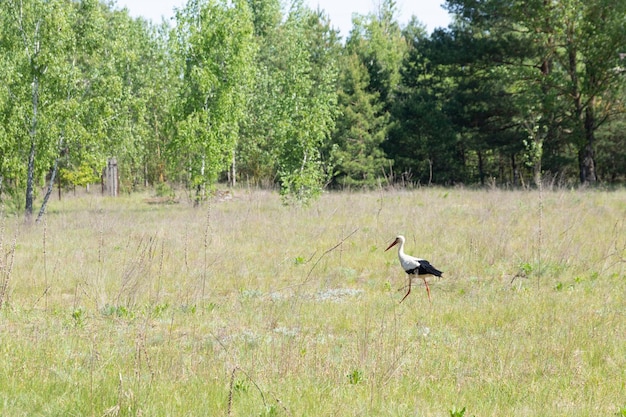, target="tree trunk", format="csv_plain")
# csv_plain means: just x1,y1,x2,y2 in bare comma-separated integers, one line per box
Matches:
578,144,596,184
477,150,485,186
58,168,62,201
579,95,598,184
532,141,543,188
25,75,40,221
427,158,433,186
511,153,519,187
230,150,236,187
36,136,64,223
36,158,59,223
